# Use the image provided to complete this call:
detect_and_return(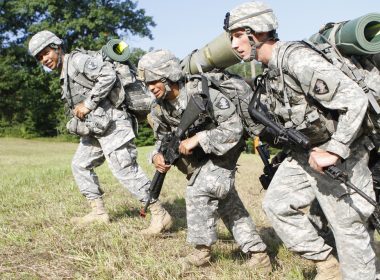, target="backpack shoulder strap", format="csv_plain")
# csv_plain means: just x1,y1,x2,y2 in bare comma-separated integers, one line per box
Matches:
67,49,96,89
275,41,305,117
